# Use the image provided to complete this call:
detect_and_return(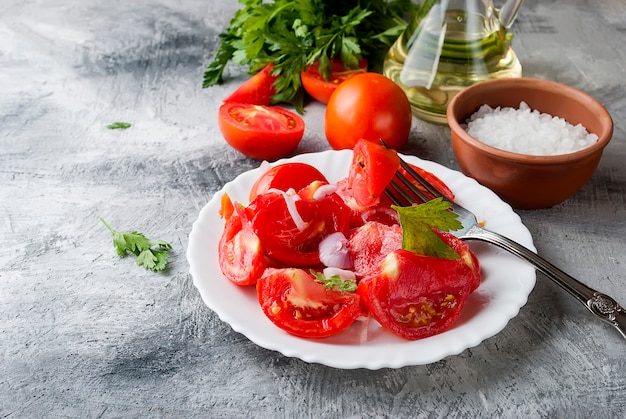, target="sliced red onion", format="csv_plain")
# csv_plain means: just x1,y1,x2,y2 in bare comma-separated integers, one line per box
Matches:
322,267,356,281
312,183,338,200
361,207,400,224
267,188,306,231
319,231,352,269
